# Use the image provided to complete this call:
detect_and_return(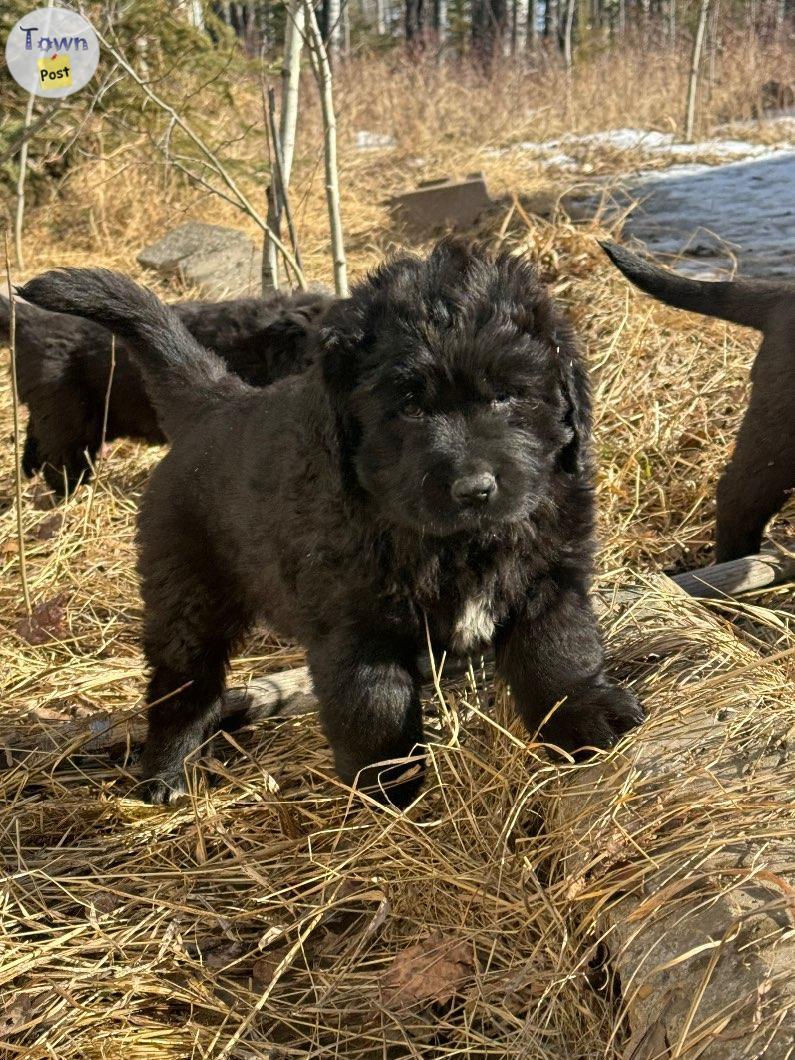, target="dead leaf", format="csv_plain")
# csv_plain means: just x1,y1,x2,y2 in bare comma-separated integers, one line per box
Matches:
0,993,33,1035
198,939,246,971
16,594,70,645
252,953,280,988
33,515,61,541
88,890,125,917
1,538,19,555
622,1017,672,1060
381,932,474,1009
